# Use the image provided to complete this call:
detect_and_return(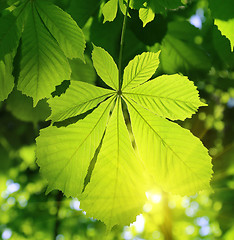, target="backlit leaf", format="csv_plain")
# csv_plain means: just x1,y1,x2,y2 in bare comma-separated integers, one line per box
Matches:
122,51,160,91
125,98,213,195
92,45,119,90
48,81,115,122
102,0,118,23
215,19,234,51
81,97,147,229
123,74,206,120
36,97,114,197
139,6,155,27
